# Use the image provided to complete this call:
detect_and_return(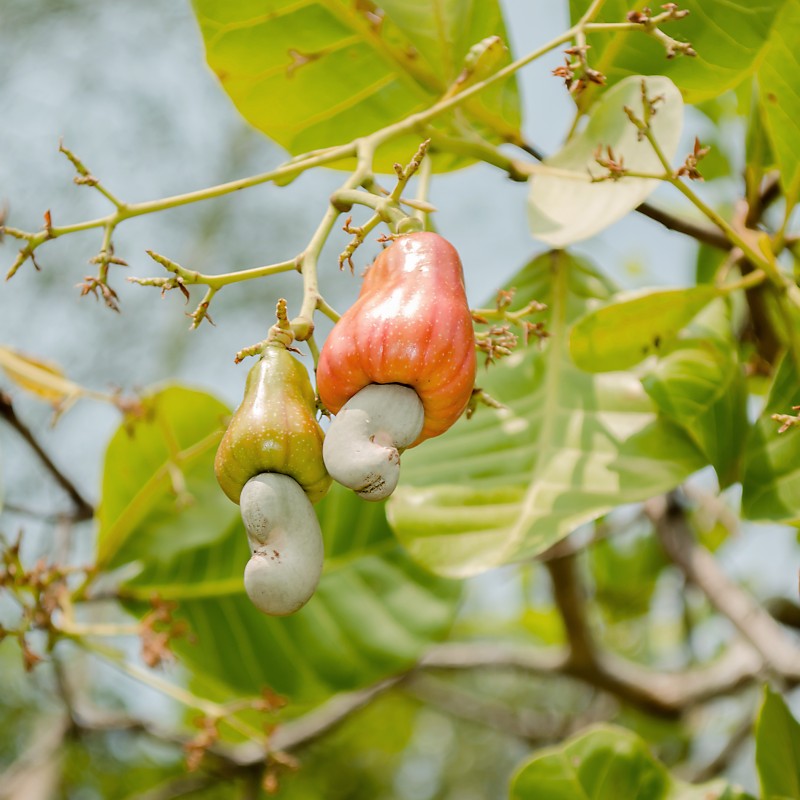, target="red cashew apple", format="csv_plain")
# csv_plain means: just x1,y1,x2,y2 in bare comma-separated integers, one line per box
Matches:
317,231,477,444
317,231,476,500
